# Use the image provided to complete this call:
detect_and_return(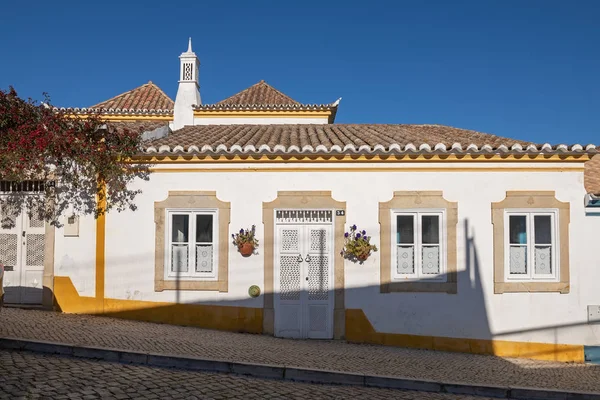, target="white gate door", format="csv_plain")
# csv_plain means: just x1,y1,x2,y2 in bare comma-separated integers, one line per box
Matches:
0,210,45,305
275,219,333,339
